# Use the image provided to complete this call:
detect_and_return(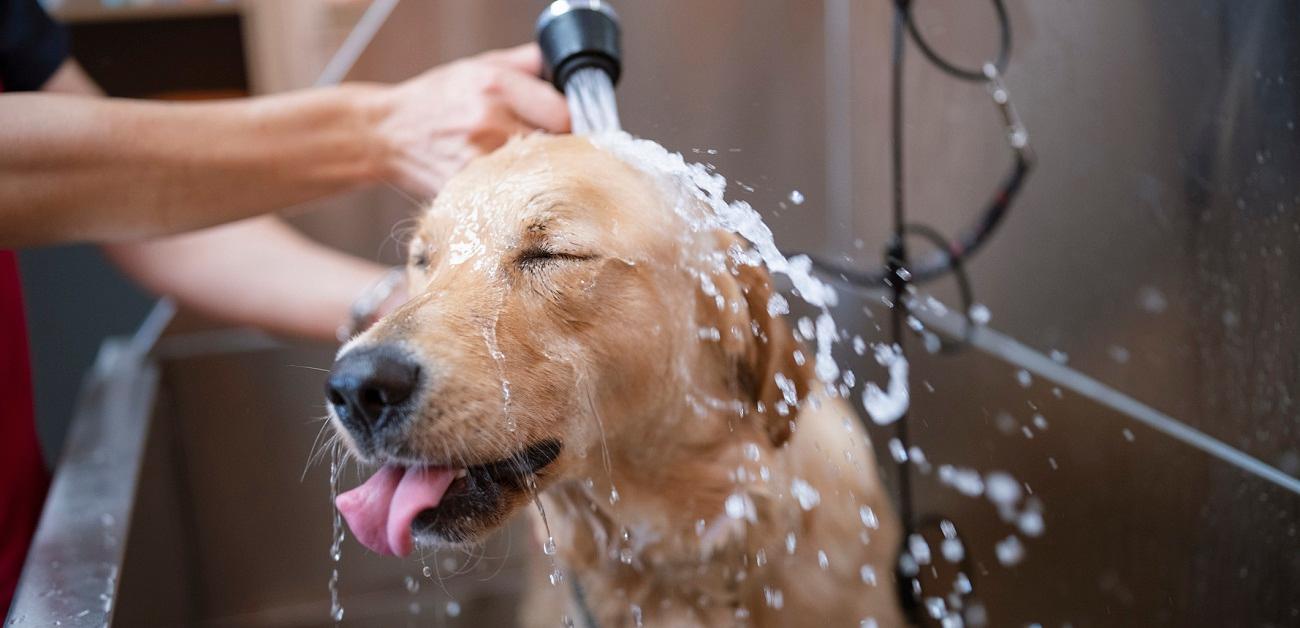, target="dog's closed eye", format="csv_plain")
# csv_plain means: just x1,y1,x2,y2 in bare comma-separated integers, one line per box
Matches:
516,247,594,270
